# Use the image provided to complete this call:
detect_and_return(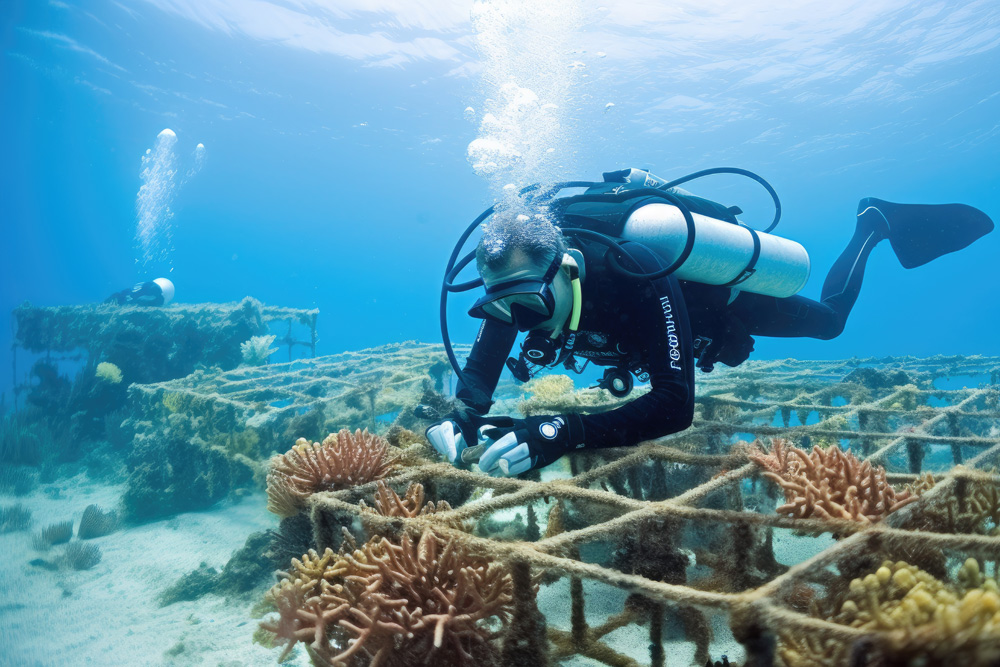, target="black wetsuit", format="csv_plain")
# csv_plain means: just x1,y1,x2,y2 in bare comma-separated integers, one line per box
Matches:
457,210,882,450
105,281,167,306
